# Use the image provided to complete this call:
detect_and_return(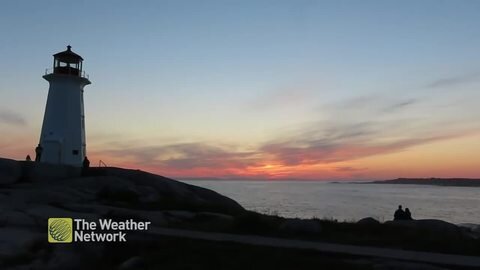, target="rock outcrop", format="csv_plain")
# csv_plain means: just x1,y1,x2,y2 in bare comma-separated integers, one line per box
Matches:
385,219,461,234
0,158,245,269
